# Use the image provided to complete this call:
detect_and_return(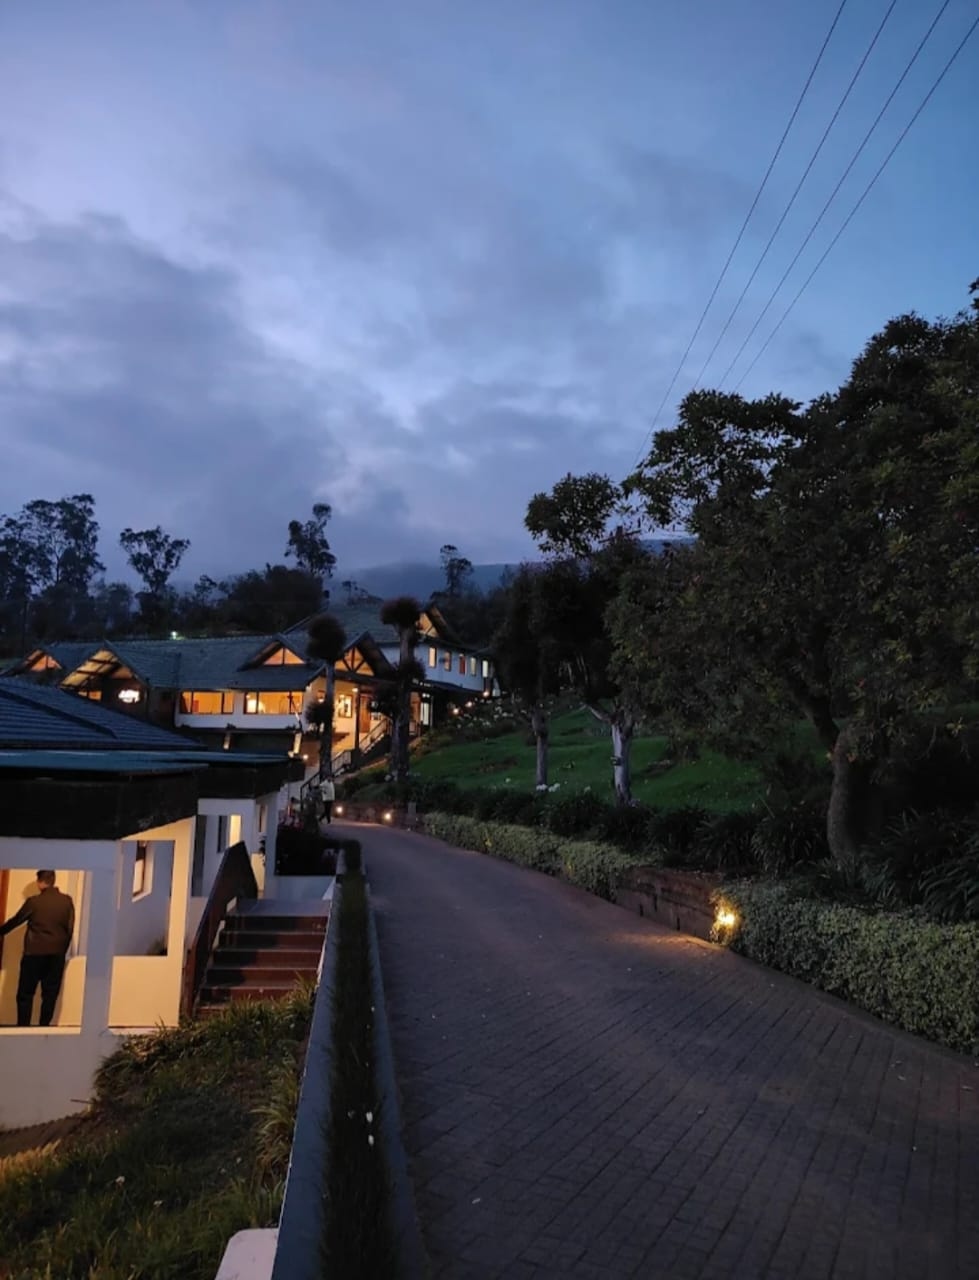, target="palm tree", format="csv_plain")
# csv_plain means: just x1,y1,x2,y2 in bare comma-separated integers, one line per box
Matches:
306,613,347,780
379,595,422,782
